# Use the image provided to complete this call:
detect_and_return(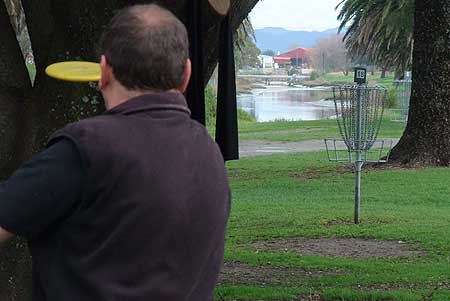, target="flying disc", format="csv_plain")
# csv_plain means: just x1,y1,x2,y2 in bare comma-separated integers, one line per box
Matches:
45,61,101,82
